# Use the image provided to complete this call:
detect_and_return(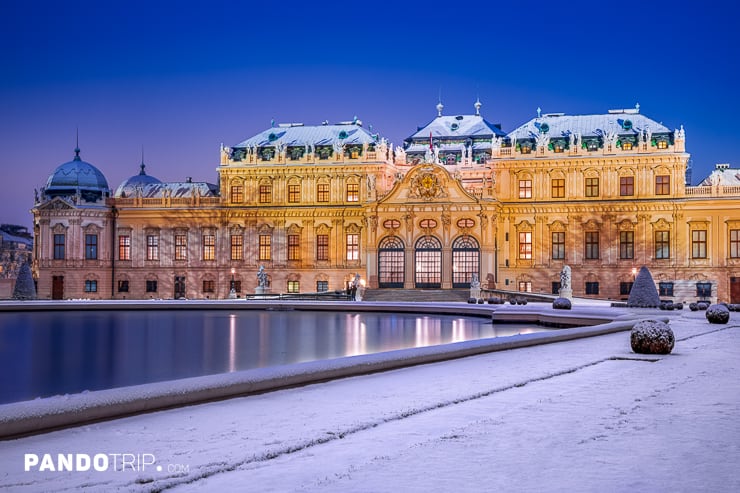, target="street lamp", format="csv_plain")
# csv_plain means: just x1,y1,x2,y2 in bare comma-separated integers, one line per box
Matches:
228,267,237,299
631,267,637,281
